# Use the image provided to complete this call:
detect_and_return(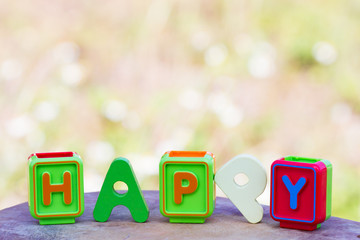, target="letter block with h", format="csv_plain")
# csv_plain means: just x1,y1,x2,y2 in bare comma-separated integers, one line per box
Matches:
270,156,332,230
159,151,215,223
28,152,84,225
